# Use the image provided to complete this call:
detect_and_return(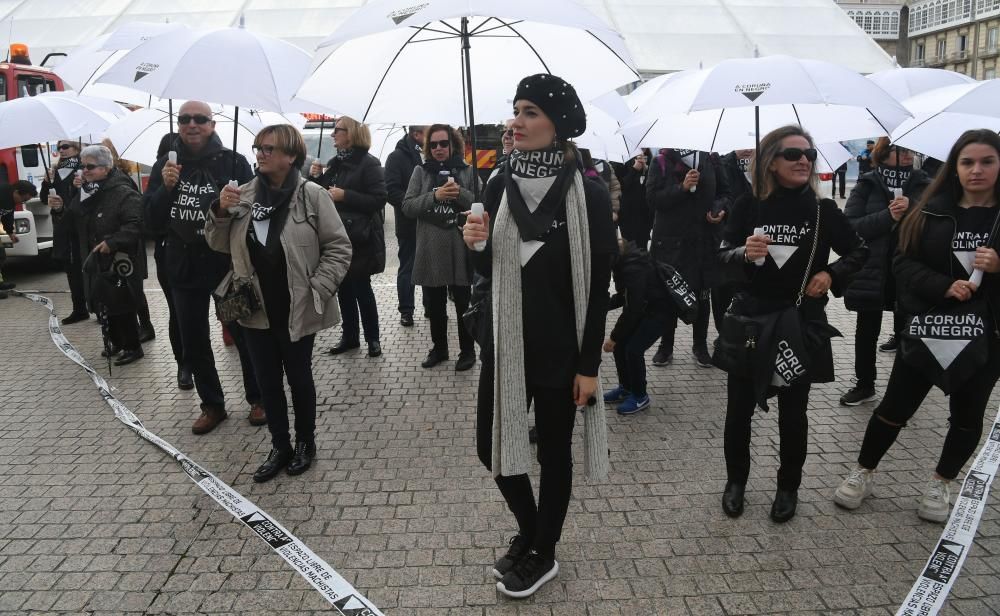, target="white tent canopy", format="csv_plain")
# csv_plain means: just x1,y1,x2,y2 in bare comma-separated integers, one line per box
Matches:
5,0,894,78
